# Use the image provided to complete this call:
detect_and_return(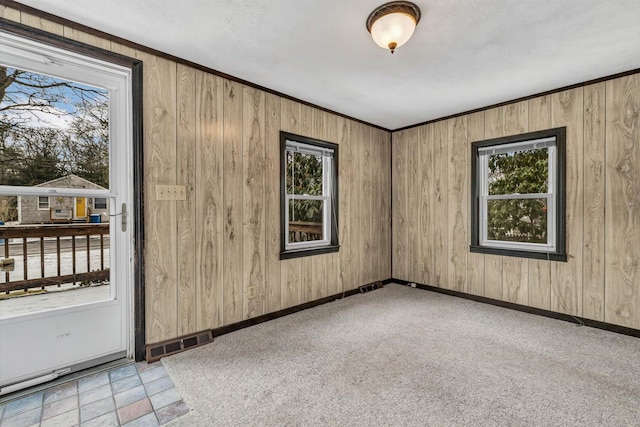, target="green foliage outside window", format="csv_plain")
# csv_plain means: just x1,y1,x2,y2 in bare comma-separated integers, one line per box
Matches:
286,151,323,223
487,149,548,243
